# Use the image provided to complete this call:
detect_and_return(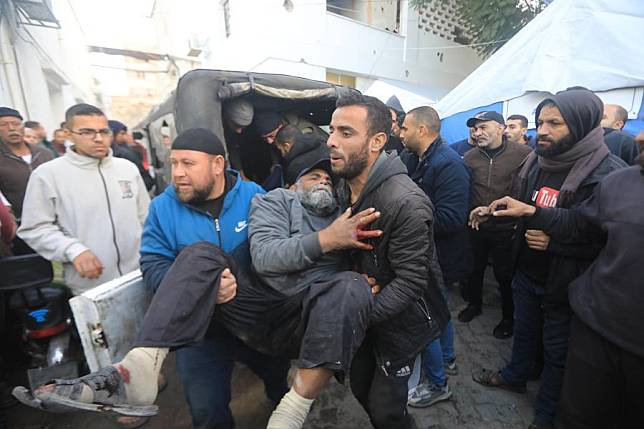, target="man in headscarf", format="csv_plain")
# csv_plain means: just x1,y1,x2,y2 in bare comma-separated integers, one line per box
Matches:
484,150,644,428
469,88,627,429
